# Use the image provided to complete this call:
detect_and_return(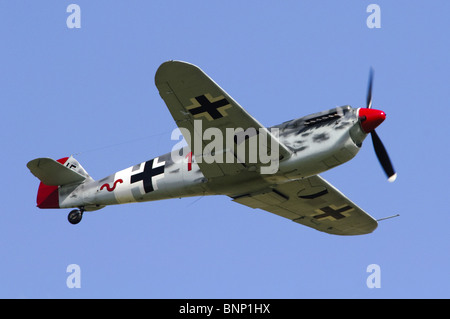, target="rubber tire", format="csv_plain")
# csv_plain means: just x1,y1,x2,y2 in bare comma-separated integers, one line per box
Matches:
68,209,83,225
